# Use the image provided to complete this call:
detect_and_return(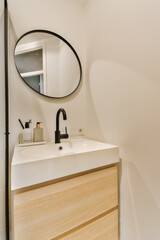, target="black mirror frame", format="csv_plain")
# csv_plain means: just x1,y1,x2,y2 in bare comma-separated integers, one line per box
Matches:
14,29,82,99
